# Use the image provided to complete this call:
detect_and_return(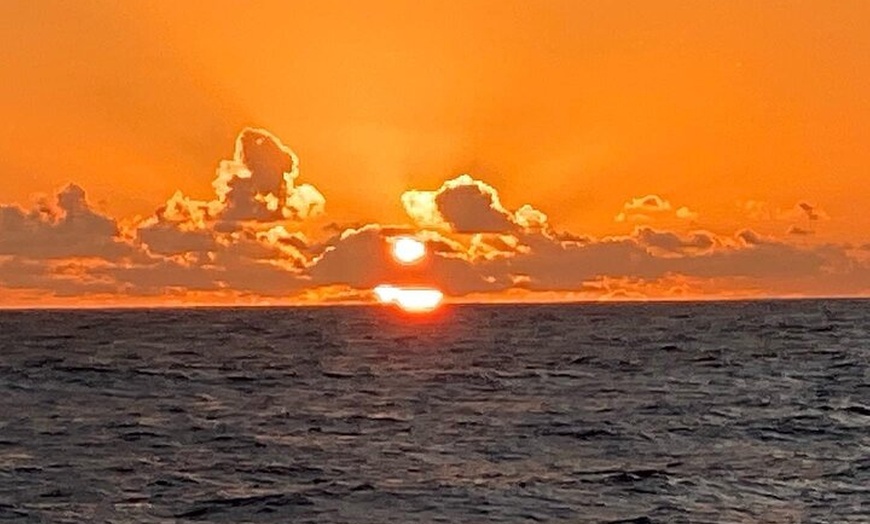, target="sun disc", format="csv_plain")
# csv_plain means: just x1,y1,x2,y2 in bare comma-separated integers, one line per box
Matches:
391,236,426,264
